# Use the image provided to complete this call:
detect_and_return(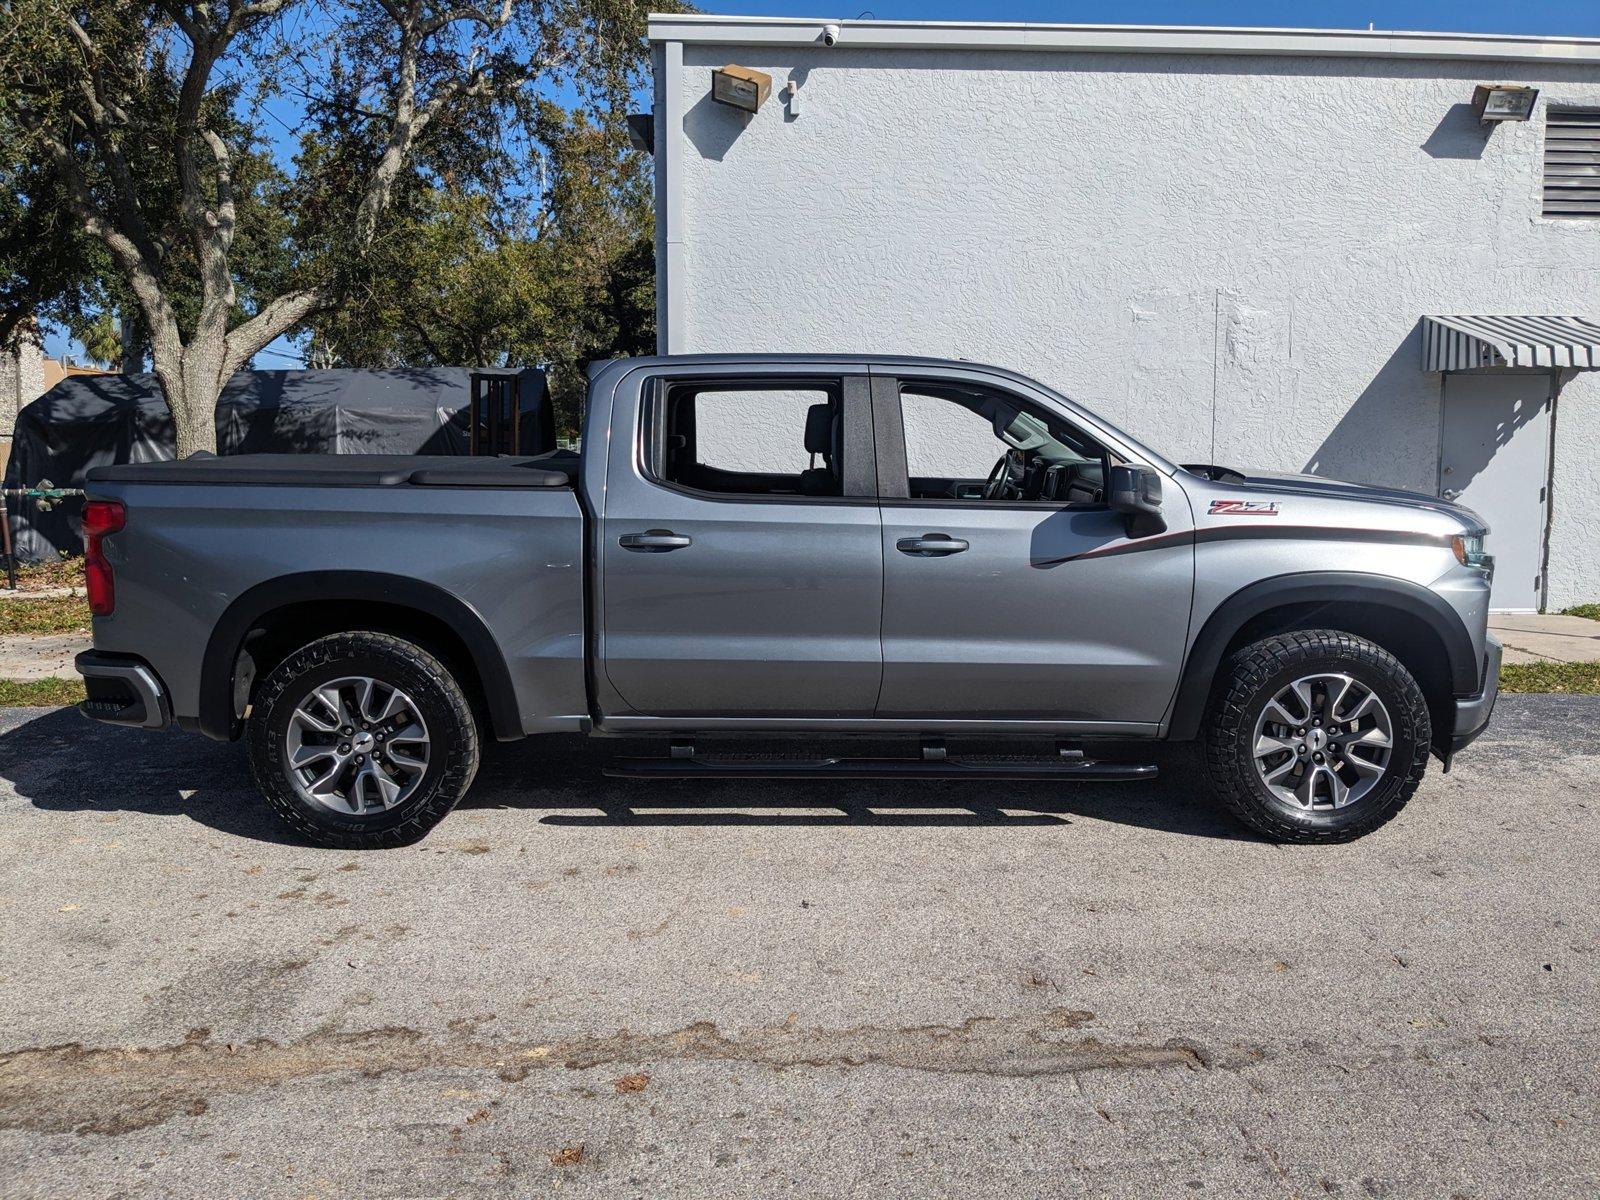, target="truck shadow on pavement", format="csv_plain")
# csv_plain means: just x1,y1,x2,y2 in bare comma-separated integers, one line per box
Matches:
465,736,1262,841
0,708,299,845
0,708,1261,844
